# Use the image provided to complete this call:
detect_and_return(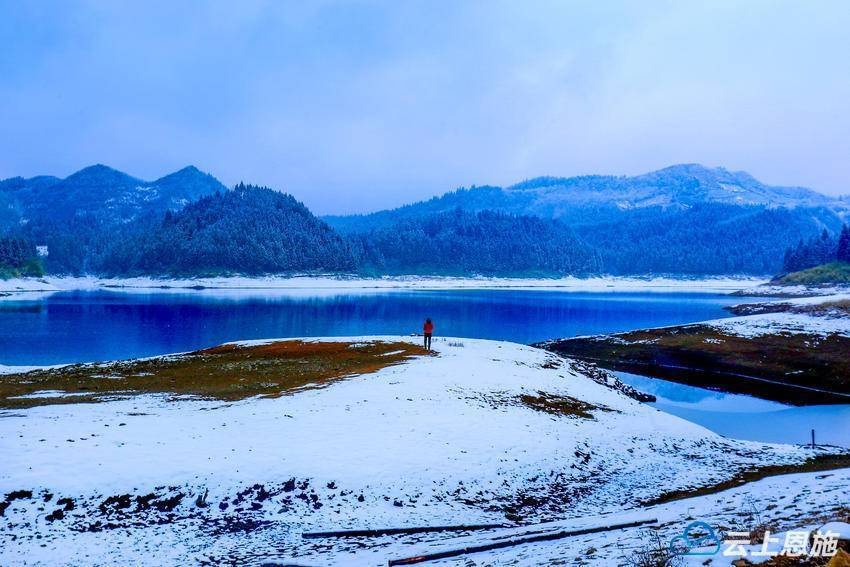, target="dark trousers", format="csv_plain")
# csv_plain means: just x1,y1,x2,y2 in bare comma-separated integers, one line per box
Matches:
424,333,432,350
